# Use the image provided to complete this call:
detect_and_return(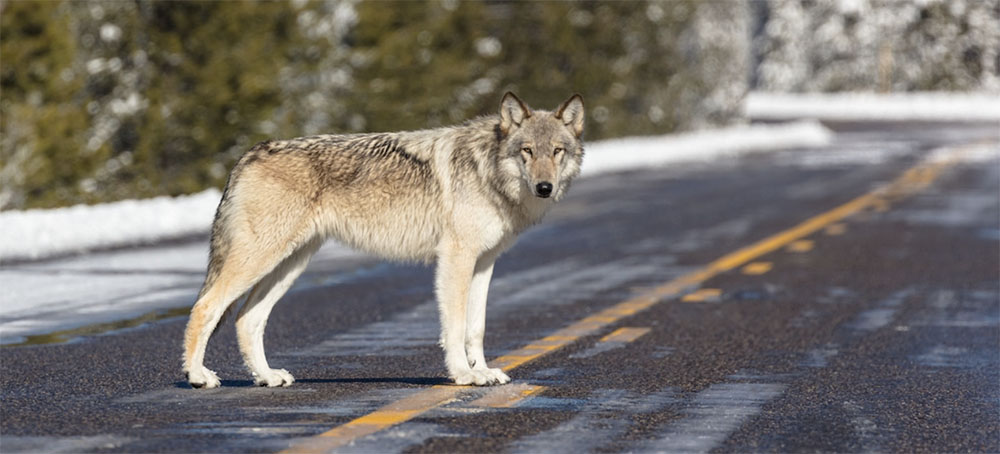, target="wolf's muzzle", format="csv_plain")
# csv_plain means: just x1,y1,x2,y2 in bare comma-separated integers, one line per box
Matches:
535,182,553,198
